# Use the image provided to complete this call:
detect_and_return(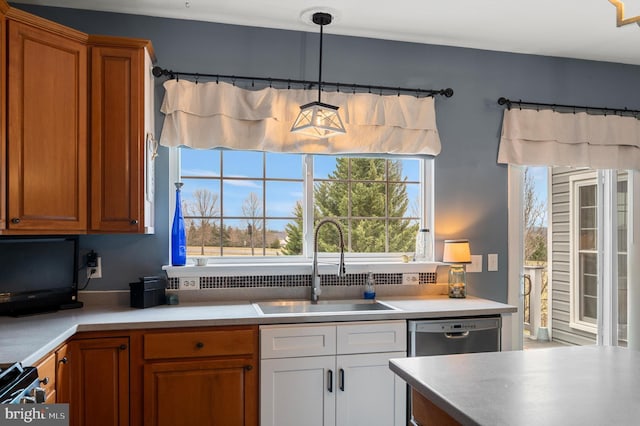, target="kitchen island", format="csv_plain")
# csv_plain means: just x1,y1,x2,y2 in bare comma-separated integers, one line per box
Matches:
390,345,640,426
